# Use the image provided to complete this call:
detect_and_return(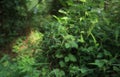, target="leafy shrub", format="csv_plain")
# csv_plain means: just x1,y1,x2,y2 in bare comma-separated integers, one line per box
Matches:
41,0,120,77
